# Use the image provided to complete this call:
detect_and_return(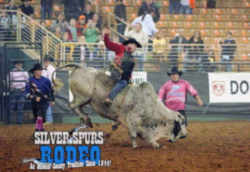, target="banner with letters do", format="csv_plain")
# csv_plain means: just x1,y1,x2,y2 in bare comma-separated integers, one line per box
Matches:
208,73,250,103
